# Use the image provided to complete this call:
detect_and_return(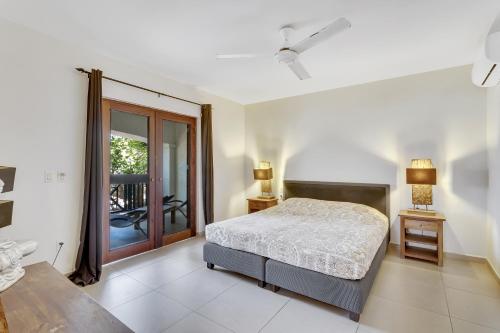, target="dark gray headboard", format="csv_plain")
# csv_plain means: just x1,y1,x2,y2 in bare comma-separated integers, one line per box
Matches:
283,180,390,217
